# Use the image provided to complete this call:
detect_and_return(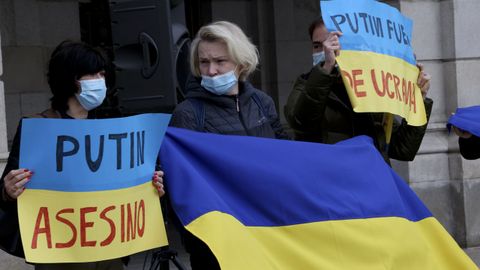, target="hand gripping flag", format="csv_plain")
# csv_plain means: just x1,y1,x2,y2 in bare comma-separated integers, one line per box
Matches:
447,105,480,137
160,127,477,270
